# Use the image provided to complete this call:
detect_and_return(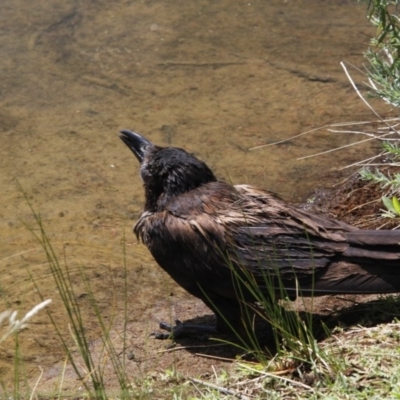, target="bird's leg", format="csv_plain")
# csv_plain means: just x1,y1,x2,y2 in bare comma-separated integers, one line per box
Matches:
150,319,218,340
